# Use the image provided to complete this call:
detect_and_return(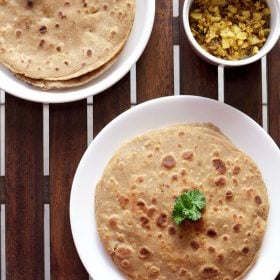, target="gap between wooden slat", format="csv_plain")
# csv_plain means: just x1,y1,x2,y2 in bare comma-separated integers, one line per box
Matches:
218,66,224,103
43,105,49,176
174,45,180,96
262,105,268,132
261,56,268,105
261,56,268,132
130,65,137,105
173,0,179,17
